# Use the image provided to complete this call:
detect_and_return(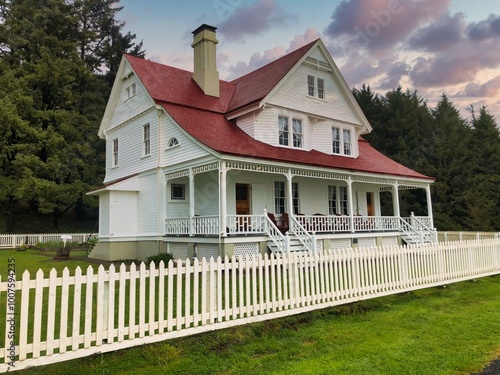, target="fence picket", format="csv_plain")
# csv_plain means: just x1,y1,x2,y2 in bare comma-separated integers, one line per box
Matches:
46,269,57,356
71,267,82,351
59,268,70,354
83,266,94,349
